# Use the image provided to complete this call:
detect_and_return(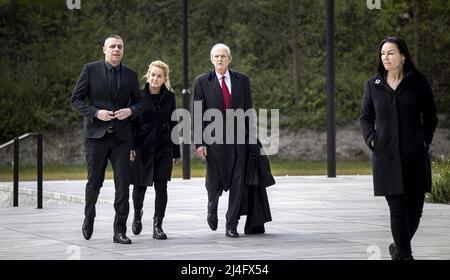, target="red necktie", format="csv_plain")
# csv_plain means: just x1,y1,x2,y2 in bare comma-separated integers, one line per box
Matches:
221,75,231,109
